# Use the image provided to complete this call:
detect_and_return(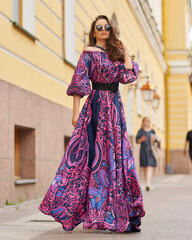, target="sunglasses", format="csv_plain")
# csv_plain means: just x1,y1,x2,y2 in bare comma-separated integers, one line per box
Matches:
95,24,112,31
